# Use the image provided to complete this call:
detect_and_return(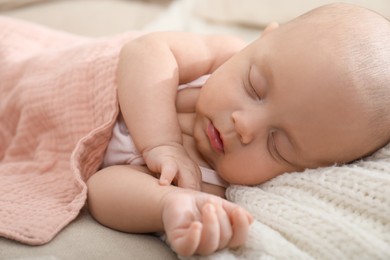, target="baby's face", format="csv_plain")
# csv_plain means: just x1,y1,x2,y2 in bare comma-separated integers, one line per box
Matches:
194,23,373,185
